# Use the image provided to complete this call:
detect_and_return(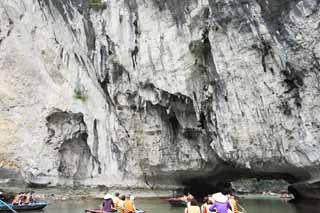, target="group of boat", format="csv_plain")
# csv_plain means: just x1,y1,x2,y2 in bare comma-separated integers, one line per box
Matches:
0,192,146,213
84,208,145,213
0,200,146,213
